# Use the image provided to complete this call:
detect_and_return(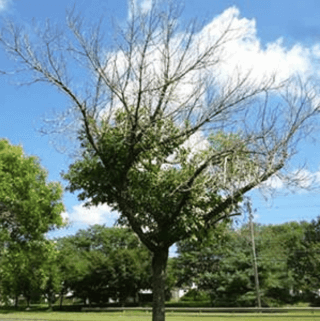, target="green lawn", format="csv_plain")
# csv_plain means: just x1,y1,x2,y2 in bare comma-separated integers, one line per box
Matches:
0,311,320,321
